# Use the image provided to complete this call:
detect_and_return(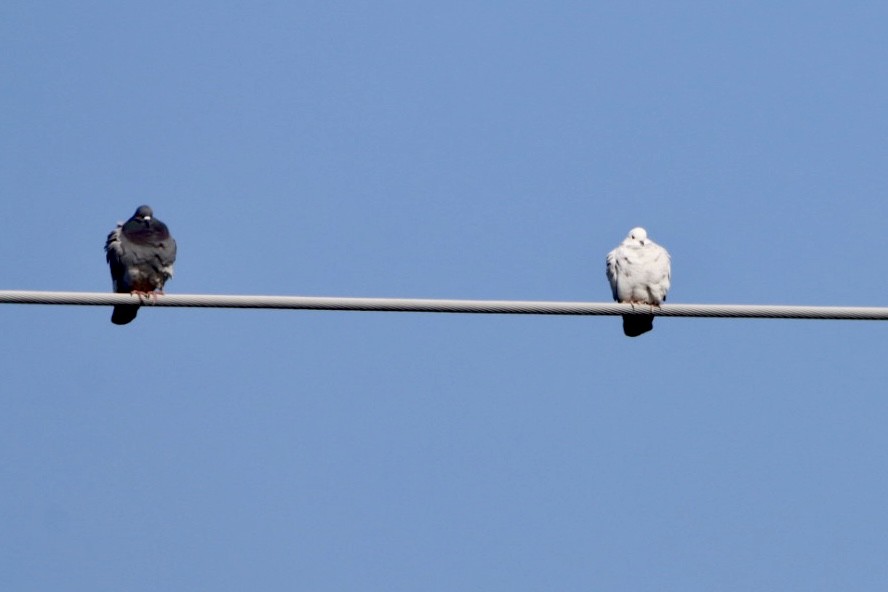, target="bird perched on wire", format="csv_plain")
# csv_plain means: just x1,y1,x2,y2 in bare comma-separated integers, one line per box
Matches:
606,227,671,337
105,205,177,325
